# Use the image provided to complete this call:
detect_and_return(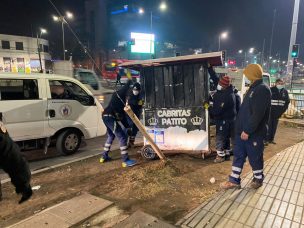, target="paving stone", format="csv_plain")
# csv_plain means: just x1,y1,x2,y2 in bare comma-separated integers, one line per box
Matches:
261,196,274,212
255,195,267,210
248,193,261,207
204,214,221,228
276,188,286,201
290,191,300,205
9,213,71,228
113,210,175,228
274,176,283,186
281,178,290,189
270,199,282,215
216,200,234,216
245,208,261,226
270,175,279,185
47,193,113,225
282,219,292,228
230,204,246,221
297,193,304,206
279,169,288,178
195,212,214,228
277,201,288,218
291,222,300,228
286,204,296,221
241,191,255,205
294,181,302,192
214,217,228,228
188,210,208,227
224,202,240,219
262,184,273,196
283,189,292,203
294,206,303,224
235,190,248,203
269,185,279,198
287,179,296,190
253,210,267,228
272,216,284,228
263,214,275,228
285,170,293,179
237,206,253,224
